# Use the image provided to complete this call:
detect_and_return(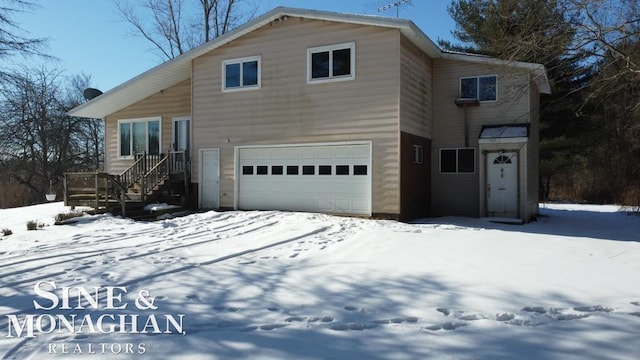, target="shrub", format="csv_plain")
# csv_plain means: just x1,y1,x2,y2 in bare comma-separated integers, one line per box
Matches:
1,228,12,236
54,211,84,224
26,220,44,230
